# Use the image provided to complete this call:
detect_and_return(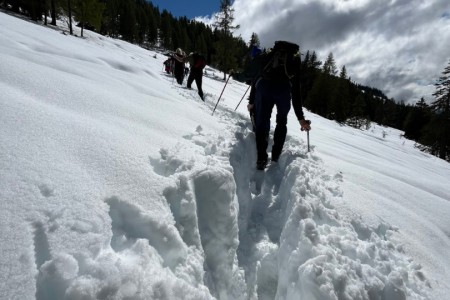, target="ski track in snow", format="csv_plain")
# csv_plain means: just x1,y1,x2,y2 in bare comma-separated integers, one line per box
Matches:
25,69,433,300
141,78,432,299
